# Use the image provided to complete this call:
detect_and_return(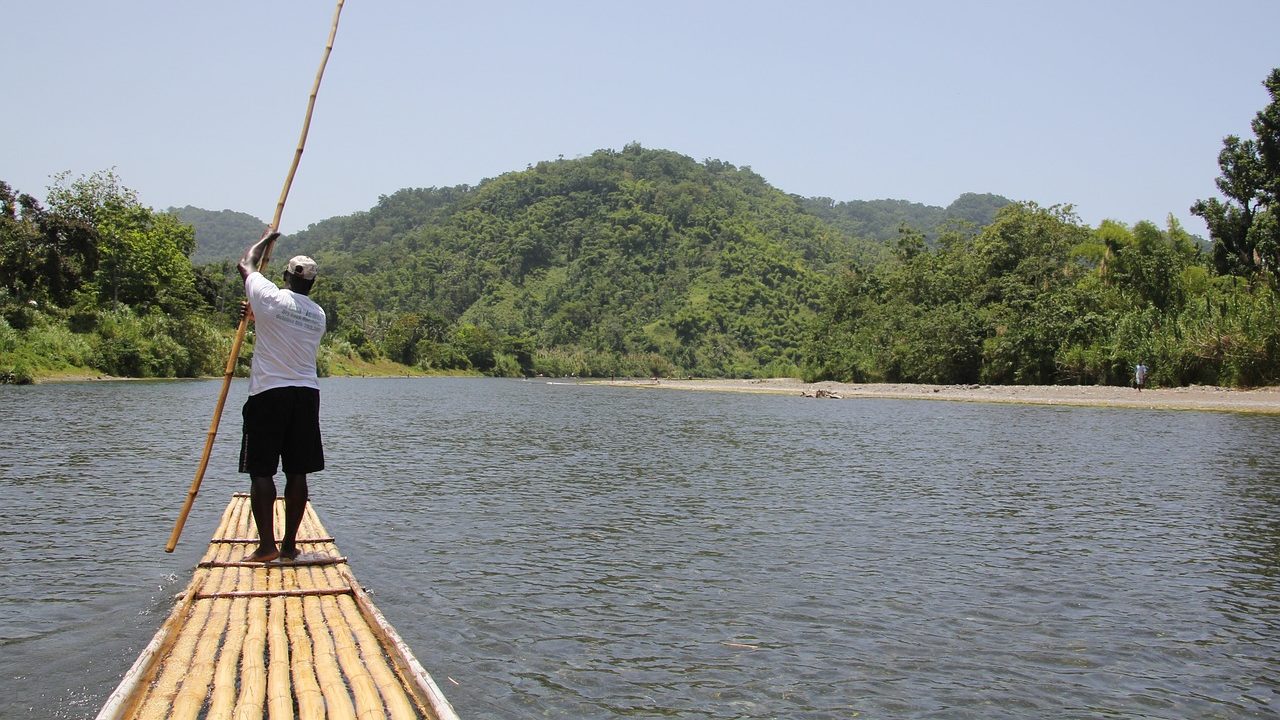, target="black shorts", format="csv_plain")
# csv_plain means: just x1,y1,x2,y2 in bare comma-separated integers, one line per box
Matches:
239,386,324,476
